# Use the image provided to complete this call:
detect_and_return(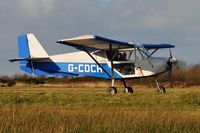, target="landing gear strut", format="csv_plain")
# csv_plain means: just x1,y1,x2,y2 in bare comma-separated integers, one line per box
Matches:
155,79,166,94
